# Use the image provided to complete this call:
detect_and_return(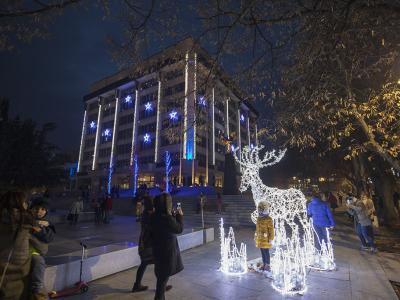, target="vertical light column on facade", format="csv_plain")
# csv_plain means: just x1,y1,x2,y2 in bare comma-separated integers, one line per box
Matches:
183,52,189,159
255,124,258,145
246,113,251,146
237,108,241,153
193,52,197,160
77,109,87,172
109,90,120,178
130,88,139,166
225,98,230,137
154,78,162,163
92,100,102,171
212,88,215,165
